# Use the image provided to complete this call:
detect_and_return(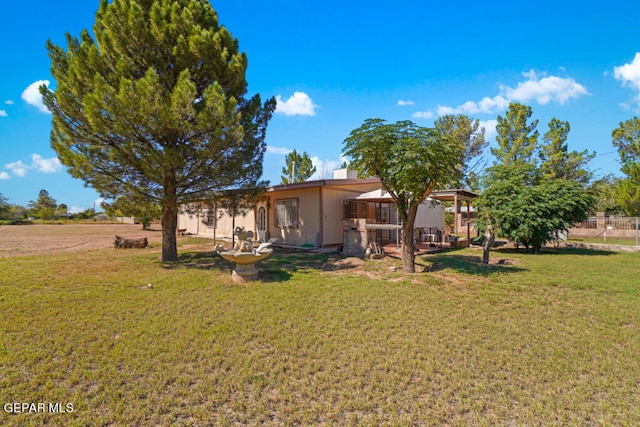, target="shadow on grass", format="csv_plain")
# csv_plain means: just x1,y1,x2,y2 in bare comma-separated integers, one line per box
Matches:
166,247,357,282
420,253,527,276
493,246,617,257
